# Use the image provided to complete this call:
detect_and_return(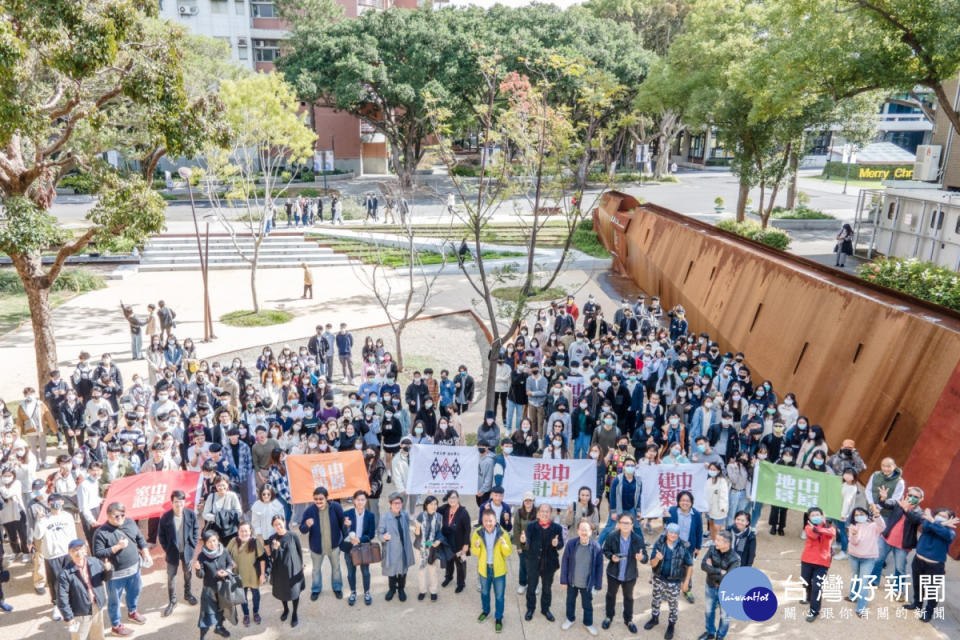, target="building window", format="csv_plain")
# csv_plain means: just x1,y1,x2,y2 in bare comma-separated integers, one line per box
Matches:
211,0,228,13
689,134,705,161
251,1,276,17
254,39,281,62
235,0,246,15
887,202,896,220
237,38,249,60
808,130,832,156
